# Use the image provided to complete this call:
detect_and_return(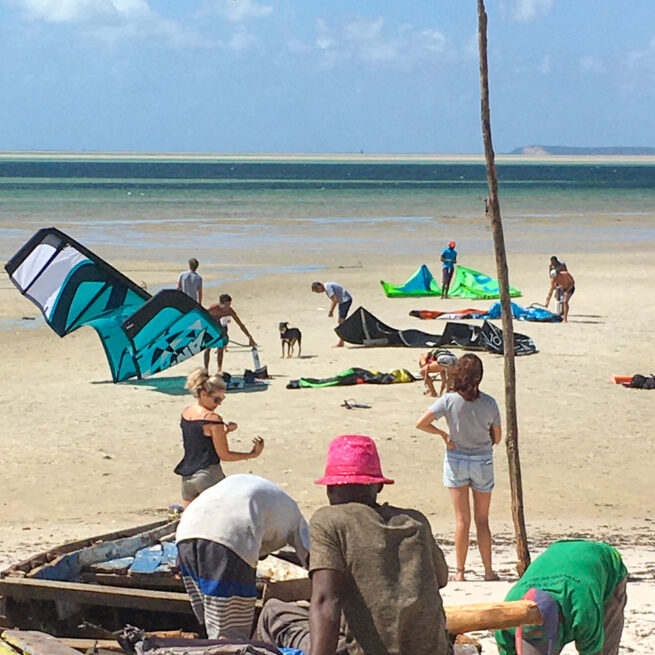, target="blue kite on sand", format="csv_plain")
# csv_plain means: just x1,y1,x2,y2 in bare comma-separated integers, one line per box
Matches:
5,227,227,382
